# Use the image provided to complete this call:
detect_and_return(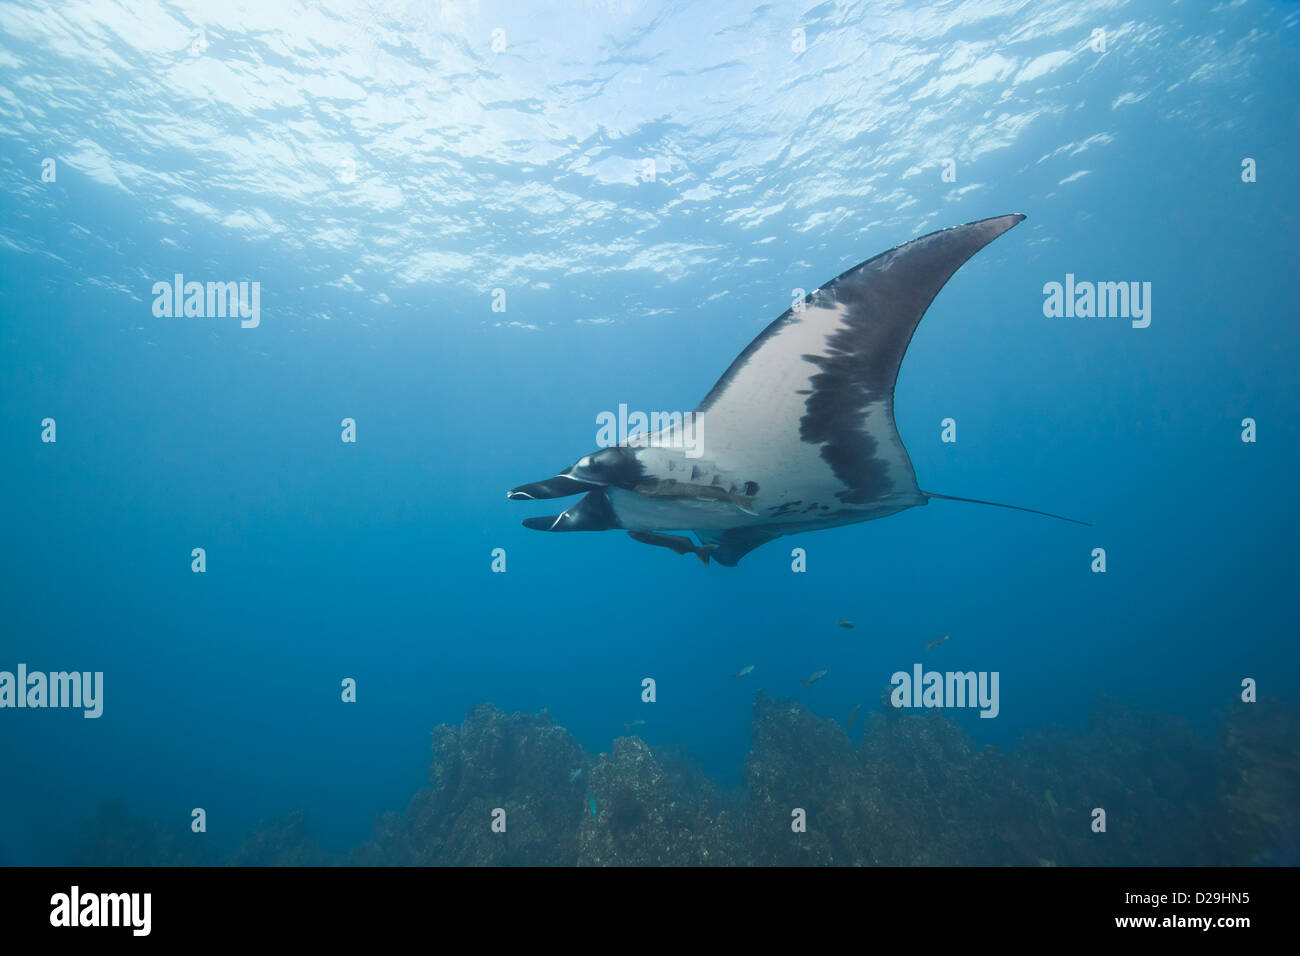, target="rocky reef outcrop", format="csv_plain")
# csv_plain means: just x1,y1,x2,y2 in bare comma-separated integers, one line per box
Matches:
1220,699,1300,864
350,704,588,866
73,799,215,867
226,808,329,867
578,736,736,865
71,693,1300,866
